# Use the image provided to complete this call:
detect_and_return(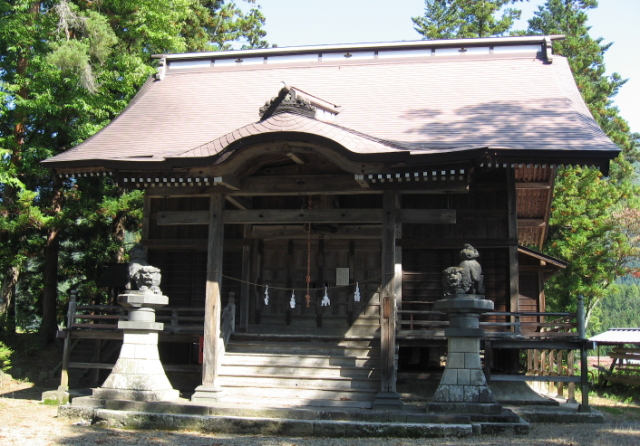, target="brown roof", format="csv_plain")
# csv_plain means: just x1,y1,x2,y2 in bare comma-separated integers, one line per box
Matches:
43,36,620,171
